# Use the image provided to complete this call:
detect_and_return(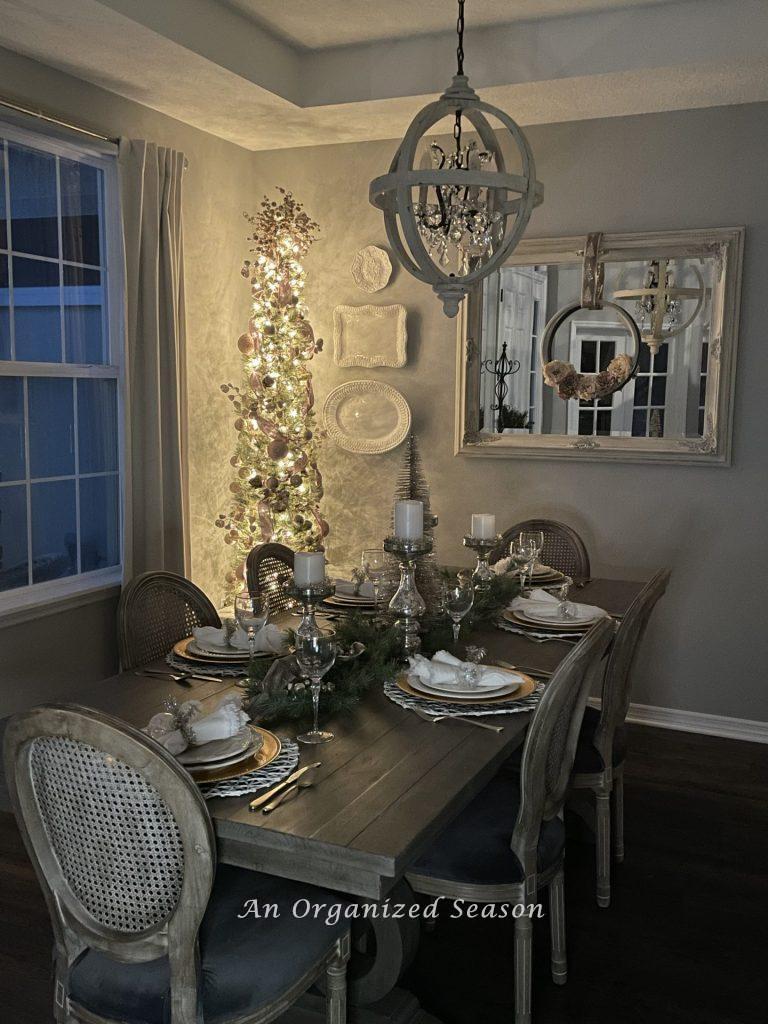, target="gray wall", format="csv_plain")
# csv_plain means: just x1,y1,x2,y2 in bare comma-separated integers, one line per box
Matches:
238,103,768,723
